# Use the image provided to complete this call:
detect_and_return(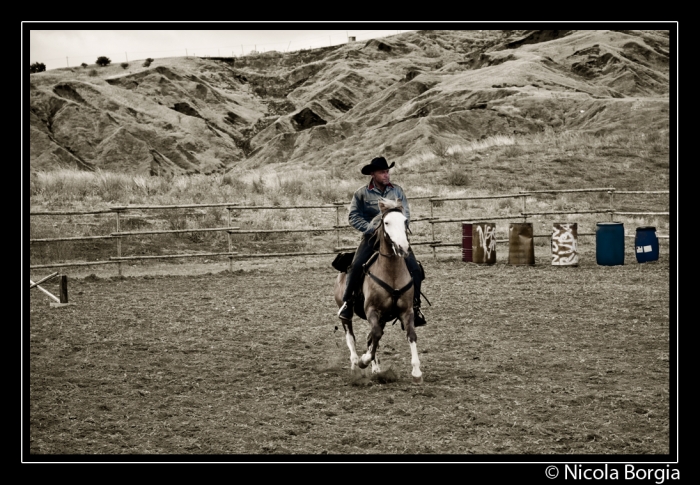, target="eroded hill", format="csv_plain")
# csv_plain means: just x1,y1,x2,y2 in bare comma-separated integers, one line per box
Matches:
28,29,670,176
